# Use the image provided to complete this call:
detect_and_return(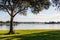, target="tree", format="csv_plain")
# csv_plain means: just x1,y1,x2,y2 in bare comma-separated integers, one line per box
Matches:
52,0,60,9
0,0,50,34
